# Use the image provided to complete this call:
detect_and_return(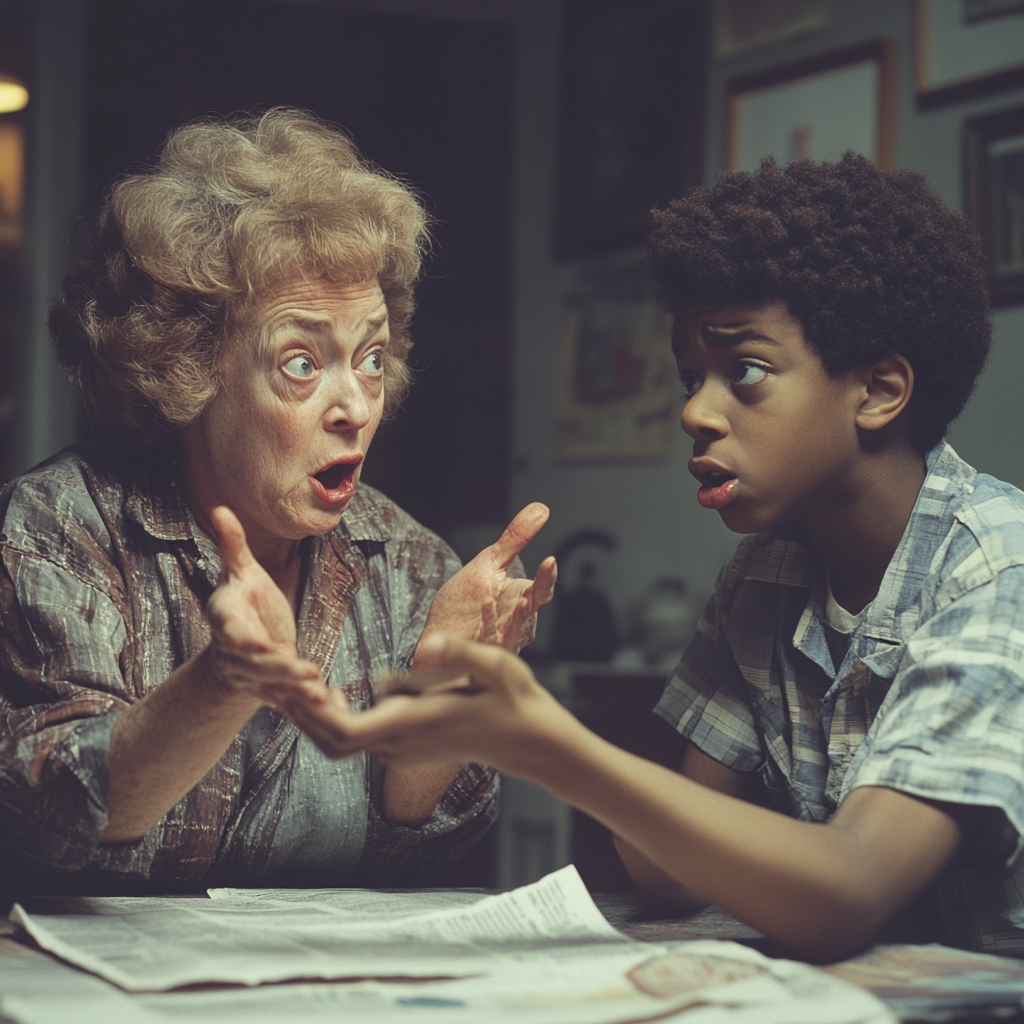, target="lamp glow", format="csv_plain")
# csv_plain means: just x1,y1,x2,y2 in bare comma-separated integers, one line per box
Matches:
0,77,28,114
